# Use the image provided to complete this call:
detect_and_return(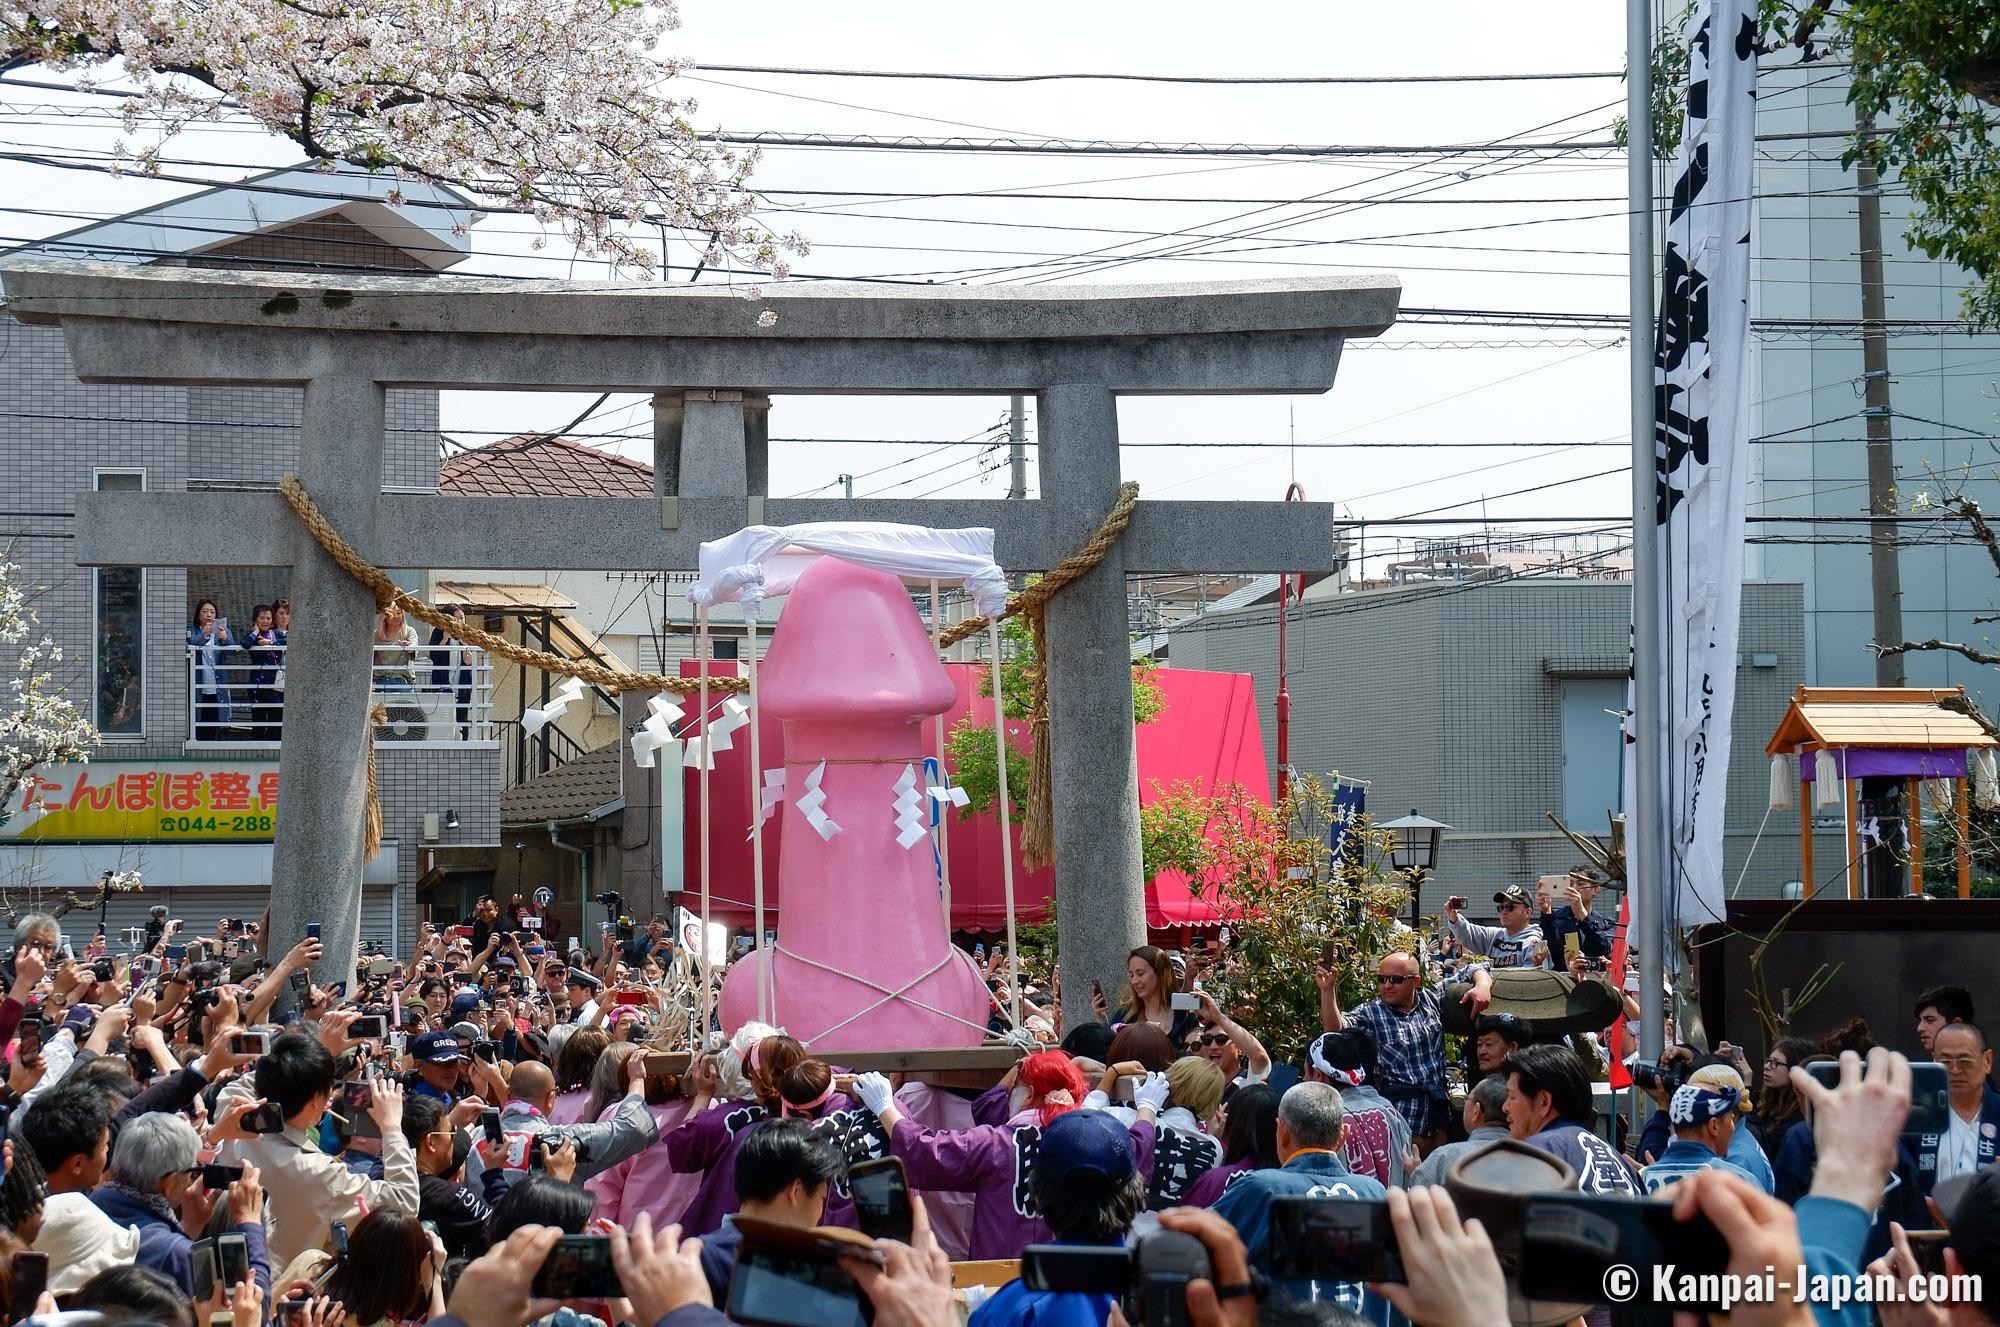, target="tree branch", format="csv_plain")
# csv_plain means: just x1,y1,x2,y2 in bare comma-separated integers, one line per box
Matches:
1875,637,2000,667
